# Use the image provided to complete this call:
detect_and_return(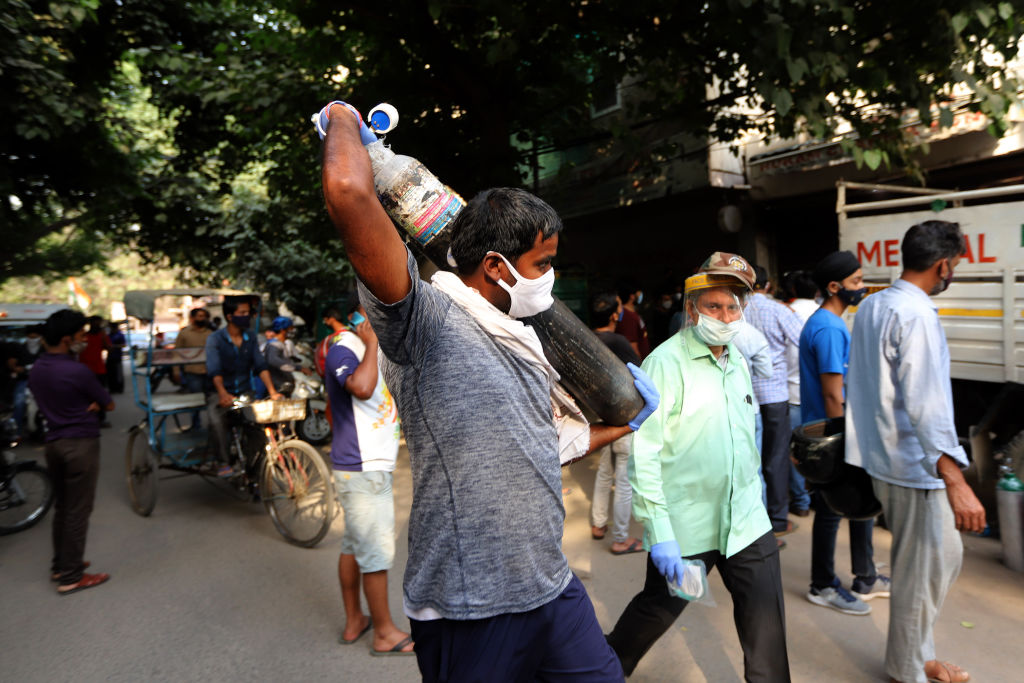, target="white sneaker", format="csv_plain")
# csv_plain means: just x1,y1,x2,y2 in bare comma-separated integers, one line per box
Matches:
807,584,872,615
850,574,891,601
